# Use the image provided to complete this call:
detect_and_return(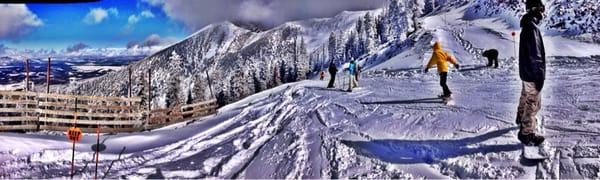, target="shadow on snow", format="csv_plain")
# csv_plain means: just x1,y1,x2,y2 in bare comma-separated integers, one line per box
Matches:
341,127,520,164
360,97,444,105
